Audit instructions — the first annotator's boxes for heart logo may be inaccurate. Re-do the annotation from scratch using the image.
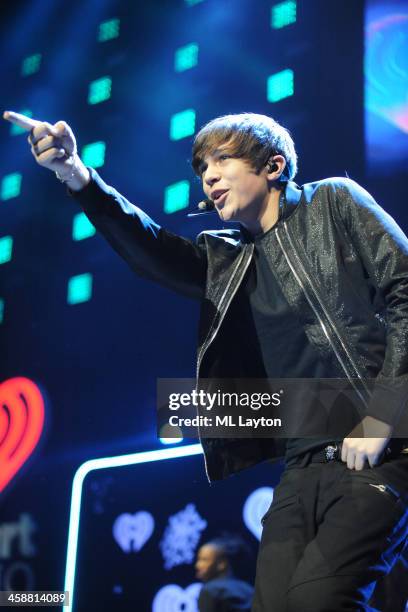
[113,511,155,553]
[152,583,202,612]
[0,377,45,494]
[242,486,274,541]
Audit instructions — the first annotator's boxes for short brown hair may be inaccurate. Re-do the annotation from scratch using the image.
[191,112,298,181]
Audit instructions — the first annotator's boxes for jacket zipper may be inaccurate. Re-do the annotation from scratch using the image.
[276,222,369,408]
[196,245,254,381]
[368,483,400,501]
[196,244,254,482]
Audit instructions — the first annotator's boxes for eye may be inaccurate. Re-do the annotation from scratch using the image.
[219,154,231,161]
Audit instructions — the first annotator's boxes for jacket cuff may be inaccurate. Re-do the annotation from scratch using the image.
[67,167,114,213]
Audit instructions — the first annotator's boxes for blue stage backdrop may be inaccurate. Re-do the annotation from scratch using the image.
[0,0,407,604]
[65,446,281,611]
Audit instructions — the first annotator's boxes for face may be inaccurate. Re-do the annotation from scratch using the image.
[195,544,225,582]
[200,145,275,226]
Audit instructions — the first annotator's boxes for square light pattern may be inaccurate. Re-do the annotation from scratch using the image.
[267,69,294,102]
[0,236,13,265]
[98,18,120,42]
[67,273,93,305]
[88,77,112,105]
[170,109,196,140]
[72,213,96,241]
[175,43,199,72]
[1,173,22,201]
[164,180,189,214]
[0,298,4,324]
[81,142,106,168]
[271,1,297,29]
[21,53,41,76]
[10,110,33,136]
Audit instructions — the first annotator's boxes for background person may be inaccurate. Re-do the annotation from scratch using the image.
[196,535,254,612]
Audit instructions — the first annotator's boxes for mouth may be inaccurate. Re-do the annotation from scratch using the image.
[211,189,229,206]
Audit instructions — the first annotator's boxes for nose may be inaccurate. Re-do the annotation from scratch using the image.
[204,162,221,188]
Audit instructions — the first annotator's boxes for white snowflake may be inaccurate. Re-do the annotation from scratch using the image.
[160,504,207,570]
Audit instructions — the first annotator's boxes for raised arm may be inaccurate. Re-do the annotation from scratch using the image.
[3,111,207,300]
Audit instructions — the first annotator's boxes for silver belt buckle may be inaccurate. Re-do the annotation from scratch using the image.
[324,444,338,462]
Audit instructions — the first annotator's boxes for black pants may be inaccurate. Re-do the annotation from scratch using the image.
[252,454,408,611]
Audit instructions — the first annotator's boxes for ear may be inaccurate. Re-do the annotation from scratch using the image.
[266,154,286,180]
[217,558,228,573]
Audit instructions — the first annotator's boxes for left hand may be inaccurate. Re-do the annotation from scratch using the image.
[341,415,393,470]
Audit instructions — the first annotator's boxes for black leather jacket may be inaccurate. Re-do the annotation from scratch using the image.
[72,169,408,481]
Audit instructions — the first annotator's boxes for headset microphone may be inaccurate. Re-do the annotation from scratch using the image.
[187,198,216,217]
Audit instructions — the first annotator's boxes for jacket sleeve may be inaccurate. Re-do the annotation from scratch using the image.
[69,168,207,300]
[333,177,408,431]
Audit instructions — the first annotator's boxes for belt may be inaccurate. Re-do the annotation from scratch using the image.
[309,443,342,463]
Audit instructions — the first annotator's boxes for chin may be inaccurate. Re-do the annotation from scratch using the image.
[218,206,236,222]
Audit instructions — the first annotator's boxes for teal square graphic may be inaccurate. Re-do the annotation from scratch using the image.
[175,43,199,72]
[21,53,41,76]
[0,236,13,264]
[170,109,196,141]
[88,77,112,105]
[271,1,297,29]
[164,181,190,214]
[1,173,22,201]
[267,69,294,102]
[98,18,120,42]
[72,213,96,241]
[67,273,93,305]
[81,142,106,168]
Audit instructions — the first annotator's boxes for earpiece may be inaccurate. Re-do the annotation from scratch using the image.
[267,162,279,173]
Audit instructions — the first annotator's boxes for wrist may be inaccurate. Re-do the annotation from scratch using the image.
[55,157,91,191]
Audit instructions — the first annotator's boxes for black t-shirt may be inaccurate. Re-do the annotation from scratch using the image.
[241,227,342,462]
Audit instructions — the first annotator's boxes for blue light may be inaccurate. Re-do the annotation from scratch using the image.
[365,2,408,175]
[64,444,203,611]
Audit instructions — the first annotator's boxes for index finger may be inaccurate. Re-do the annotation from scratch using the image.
[3,110,41,131]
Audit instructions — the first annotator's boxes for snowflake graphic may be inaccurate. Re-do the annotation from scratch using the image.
[160,504,207,570]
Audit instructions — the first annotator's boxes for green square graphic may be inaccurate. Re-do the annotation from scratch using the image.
[81,141,106,168]
[271,1,297,29]
[164,181,190,214]
[88,77,112,105]
[267,69,294,102]
[1,173,22,201]
[170,109,196,141]
[98,18,120,42]
[72,213,96,241]
[175,43,199,72]
[21,53,41,76]
[0,236,13,264]
[67,273,93,305]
